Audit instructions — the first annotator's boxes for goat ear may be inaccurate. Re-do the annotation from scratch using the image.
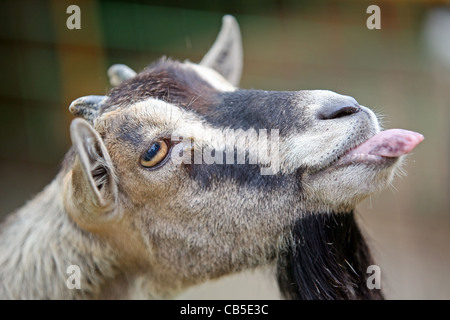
[67,118,117,224]
[200,15,243,86]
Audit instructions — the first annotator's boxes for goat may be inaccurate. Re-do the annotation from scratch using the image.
[0,15,423,299]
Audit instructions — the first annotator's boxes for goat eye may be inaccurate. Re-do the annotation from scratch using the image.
[140,140,169,168]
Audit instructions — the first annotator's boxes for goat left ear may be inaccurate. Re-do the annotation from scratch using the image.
[200,15,243,86]
[65,118,118,228]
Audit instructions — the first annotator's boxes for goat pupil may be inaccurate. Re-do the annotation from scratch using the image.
[144,143,160,161]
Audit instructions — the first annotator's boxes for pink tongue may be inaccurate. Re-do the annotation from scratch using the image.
[347,129,424,158]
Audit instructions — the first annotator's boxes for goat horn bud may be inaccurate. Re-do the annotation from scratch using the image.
[69,95,108,123]
[107,64,137,87]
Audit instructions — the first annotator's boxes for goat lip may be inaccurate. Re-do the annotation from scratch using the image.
[335,129,424,167]
[335,153,393,167]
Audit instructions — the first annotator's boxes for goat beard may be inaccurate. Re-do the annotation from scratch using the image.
[277,211,384,300]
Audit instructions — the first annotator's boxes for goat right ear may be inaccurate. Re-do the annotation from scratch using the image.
[66,118,117,226]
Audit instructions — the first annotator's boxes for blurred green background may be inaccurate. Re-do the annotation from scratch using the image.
[0,0,449,299]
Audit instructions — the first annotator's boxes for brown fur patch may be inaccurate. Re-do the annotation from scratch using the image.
[103,58,220,117]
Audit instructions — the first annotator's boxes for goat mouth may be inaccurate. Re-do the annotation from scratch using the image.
[335,129,424,167]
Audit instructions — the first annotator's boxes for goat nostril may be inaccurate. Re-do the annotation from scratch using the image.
[330,106,360,119]
[319,105,360,120]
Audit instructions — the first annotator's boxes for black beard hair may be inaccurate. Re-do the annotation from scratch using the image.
[277,211,384,300]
